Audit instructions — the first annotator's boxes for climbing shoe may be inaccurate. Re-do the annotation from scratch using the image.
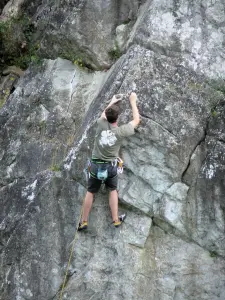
[78,221,88,231]
[113,213,126,228]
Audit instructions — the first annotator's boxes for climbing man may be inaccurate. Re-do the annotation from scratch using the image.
[78,92,140,230]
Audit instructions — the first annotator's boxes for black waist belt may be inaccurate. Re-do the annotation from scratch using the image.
[91,158,112,164]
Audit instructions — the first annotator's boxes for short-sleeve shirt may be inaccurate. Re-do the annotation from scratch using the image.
[92,118,135,161]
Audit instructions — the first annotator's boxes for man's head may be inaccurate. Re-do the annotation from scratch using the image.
[105,105,119,123]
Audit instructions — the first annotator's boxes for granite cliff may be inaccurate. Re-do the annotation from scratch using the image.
[0,1,225,299]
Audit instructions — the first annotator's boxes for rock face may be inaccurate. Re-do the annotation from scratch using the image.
[32,0,143,69]
[0,0,8,14]
[127,0,225,77]
[0,1,225,300]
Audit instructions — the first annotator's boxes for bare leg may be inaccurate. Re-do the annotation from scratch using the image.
[109,190,119,222]
[81,191,94,222]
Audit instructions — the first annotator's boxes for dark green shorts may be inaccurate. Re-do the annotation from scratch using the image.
[87,162,118,193]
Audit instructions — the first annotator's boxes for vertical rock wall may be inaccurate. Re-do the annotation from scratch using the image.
[0,0,225,299]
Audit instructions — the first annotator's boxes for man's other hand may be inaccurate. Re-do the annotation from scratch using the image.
[129,92,137,105]
[111,95,122,105]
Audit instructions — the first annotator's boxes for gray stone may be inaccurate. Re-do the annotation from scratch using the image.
[1,0,225,299]
[1,0,25,20]
[2,66,24,77]
[137,226,225,300]
[32,0,142,69]
[127,0,225,77]
[0,73,19,110]
[0,172,86,299]
[0,58,105,187]
[116,24,132,52]
[0,1,8,14]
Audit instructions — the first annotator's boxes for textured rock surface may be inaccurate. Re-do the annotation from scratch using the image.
[0,72,18,109]
[0,58,106,299]
[33,0,143,69]
[137,226,225,300]
[0,0,9,15]
[1,0,225,300]
[0,0,40,19]
[1,0,25,19]
[127,0,225,77]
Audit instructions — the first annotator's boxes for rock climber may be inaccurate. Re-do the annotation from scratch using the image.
[78,92,140,230]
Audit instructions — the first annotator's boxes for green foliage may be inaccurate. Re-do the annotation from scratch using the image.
[39,120,47,135]
[108,40,122,60]
[210,250,218,258]
[0,89,10,109]
[59,50,80,66]
[39,120,46,128]
[188,81,203,91]
[0,97,6,109]
[108,43,122,60]
[211,79,225,96]
[50,164,61,172]
[205,79,225,113]
[15,43,41,69]
[59,51,75,62]
[0,15,41,69]
[211,110,217,117]
[59,50,86,68]
[73,58,84,67]
[122,18,131,25]
[0,20,10,34]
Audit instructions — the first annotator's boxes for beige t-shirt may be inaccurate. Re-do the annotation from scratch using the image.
[92,118,135,161]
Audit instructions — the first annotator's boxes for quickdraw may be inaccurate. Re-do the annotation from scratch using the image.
[84,159,91,180]
[116,157,124,174]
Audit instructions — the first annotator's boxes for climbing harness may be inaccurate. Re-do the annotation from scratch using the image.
[85,157,124,182]
[85,158,92,180]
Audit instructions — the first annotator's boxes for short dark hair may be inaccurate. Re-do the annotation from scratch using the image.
[105,105,119,123]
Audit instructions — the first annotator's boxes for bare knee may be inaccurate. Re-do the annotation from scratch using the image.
[109,189,118,199]
[110,189,117,194]
[85,191,94,201]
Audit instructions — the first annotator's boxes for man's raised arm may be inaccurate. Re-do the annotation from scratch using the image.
[129,92,140,128]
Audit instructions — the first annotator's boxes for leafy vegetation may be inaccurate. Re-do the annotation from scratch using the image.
[39,120,47,135]
[0,88,10,109]
[122,18,131,25]
[59,50,87,69]
[210,250,218,258]
[50,164,61,172]
[0,15,41,70]
[210,79,225,96]
[211,110,217,117]
[205,79,225,115]
[108,41,122,60]
[73,58,84,67]
[0,96,6,109]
